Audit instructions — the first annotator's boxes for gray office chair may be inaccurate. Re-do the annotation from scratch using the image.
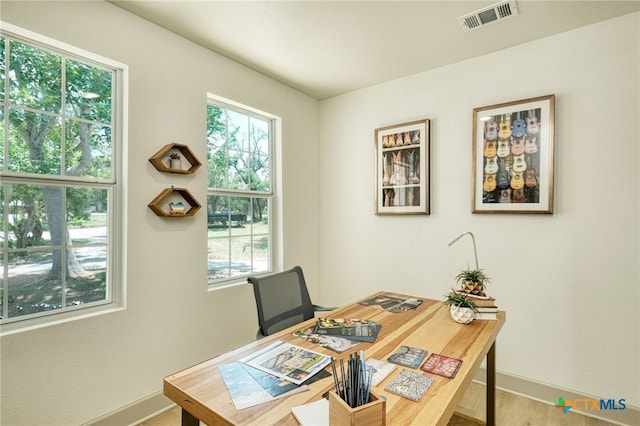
[248,265,334,339]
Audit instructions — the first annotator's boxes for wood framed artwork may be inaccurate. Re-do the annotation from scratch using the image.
[472,94,555,214]
[375,119,430,215]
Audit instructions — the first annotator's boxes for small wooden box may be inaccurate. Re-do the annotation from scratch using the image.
[328,390,386,426]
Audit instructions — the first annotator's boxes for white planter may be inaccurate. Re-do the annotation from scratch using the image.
[450,305,475,324]
[169,158,182,170]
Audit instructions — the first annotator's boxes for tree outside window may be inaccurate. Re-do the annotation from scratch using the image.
[206,101,274,284]
[1,32,120,323]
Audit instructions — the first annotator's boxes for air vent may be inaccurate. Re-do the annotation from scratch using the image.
[458,0,518,32]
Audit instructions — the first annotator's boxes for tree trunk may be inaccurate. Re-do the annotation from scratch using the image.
[41,185,86,279]
[18,113,91,280]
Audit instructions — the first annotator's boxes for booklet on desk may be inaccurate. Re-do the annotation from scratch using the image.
[291,398,329,426]
[366,358,397,386]
[239,340,332,385]
[313,319,382,343]
[384,368,434,402]
[219,362,331,411]
[219,362,309,410]
[387,345,428,368]
[293,327,361,353]
[359,295,422,313]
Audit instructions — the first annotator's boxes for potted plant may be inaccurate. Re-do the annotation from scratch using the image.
[455,267,490,296]
[169,152,181,169]
[444,291,478,324]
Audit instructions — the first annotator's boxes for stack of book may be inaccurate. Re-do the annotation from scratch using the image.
[457,291,498,320]
[314,317,381,342]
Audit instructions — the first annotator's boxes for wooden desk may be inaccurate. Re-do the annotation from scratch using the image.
[164,292,505,426]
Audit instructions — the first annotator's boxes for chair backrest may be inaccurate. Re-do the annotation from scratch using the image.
[248,266,314,337]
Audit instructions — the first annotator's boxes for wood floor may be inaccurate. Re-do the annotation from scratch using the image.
[139,382,617,426]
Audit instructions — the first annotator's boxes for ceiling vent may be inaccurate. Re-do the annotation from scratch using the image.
[458,0,518,32]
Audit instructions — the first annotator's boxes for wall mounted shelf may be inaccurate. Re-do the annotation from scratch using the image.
[149,143,202,174]
[148,186,201,217]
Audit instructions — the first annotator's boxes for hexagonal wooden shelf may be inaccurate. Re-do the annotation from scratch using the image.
[149,143,202,174]
[148,186,201,217]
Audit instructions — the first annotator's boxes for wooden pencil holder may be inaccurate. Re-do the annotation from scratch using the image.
[328,390,386,426]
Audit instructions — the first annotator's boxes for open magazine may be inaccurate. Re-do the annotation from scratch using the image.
[218,362,309,410]
[239,340,332,385]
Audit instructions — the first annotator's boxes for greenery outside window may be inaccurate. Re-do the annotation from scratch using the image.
[0,26,125,327]
[207,97,275,285]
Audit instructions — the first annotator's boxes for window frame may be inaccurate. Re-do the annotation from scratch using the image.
[0,22,127,334]
[206,94,280,289]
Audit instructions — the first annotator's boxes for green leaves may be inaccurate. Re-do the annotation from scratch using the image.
[443,290,479,313]
[455,267,491,285]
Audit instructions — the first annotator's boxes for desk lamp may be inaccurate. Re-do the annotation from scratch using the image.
[448,231,479,270]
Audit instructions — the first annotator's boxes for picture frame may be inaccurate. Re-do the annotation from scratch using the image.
[375,119,430,215]
[472,94,555,214]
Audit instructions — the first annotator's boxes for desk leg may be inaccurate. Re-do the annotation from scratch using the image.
[182,408,199,426]
[486,341,496,426]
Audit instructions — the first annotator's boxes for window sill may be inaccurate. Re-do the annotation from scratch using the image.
[0,304,125,336]
[207,279,251,292]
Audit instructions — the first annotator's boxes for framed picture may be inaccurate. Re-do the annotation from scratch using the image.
[375,119,430,215]
[472,94,555,214]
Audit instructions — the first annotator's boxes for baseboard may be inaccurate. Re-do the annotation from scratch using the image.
[473,368,640,426]
[84,392,175,426]
[87,371,639,426]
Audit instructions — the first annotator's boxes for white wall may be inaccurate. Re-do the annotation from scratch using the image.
[0,2,320,425]
[1,2,638,425]
[318,11,639,413]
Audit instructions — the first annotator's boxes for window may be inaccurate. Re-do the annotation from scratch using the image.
[0,26,125,327]
[206,97,275,285]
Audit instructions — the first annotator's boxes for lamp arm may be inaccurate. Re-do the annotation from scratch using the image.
[448,231,479,270]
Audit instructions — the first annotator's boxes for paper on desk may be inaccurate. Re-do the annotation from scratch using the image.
[218,362,308,410]
[239,340,331,385]
[291,398,328,426]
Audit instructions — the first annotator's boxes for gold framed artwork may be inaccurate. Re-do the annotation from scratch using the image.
[375,119,430,215]
[472,95,555,214]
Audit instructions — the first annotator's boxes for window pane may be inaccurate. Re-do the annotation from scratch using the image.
[207,236,230,281]
[65,59,112,123]
[3,184,109,320]
[0,36,5,104]
[7,183,49,249]
[9,40,62,113]
[7,250,62,318]
[1,30,118,324]
[207,100,273,285]
[207,194,230,229]
[229,196,250,236]
[207,145,228,189]
[250,197,270,274]
[207,105,227,148]
[66,246,106,307]
[65,120,112,180]
[0,267,3,320]
[227,109,248,152]
[207,194,270,282]
[0,109,4,171]
[1,183,4,318]
[250,116,269,155]
[67,187,109,245]
[227,150,249,190]
[5,246,106,318]
[8,109,62,175]
[250,234,270,274]
[251,155,270,192]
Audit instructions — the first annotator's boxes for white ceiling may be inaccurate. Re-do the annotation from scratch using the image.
[110,0,640,100]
